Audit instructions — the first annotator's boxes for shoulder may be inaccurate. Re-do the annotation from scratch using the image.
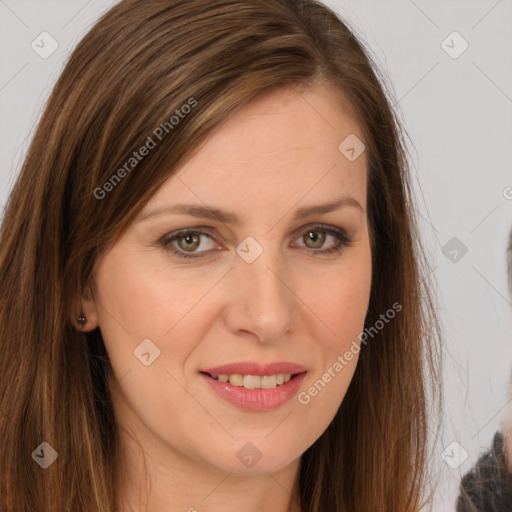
[456,430,512,512]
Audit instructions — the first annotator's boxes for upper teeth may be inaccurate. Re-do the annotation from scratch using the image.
[210,373,292,389]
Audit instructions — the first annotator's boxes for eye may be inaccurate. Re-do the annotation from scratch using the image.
[160,224,353,260]
[293,225,352,256]
[162,229,218,259]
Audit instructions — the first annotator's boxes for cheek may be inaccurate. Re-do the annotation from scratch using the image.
[309,249,372,350]
[296,246,371,416]
[292,281,369,458]
[92,248,230,384]
[93,247,222,341]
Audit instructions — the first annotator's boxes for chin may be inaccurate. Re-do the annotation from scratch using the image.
[199,440,302,475]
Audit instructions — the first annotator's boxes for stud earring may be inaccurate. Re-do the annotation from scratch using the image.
[77,314,87,326]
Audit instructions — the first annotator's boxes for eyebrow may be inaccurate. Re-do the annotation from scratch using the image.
[138,196,364,224]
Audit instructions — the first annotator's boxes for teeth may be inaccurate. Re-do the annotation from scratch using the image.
[260,375,277,389]
[244,375,261,389]
[209,373,293,389]
[228,374,243,386]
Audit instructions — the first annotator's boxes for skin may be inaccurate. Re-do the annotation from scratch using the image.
[79,83,372,512]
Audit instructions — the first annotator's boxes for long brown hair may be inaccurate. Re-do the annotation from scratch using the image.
[0,0,442,510]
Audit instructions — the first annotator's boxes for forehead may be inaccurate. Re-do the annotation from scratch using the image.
[151,84,367,213]
[185,84,362,166]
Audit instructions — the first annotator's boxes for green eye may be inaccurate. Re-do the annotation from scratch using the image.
[303,230,326,249]
[176,232,202,252]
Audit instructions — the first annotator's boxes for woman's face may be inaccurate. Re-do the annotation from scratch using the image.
[84,84,372,475]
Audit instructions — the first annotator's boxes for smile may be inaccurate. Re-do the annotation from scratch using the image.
[199,363,307,411]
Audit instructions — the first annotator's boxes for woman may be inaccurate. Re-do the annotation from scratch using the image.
[0,0,442,510]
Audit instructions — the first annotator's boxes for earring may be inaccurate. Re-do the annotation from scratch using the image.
[77,314,87,326]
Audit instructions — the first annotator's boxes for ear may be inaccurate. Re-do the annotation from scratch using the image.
[72,280,100,332]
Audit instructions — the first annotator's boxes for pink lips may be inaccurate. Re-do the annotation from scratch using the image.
[200,361,307,411]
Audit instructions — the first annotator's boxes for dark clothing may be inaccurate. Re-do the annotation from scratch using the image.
[456,431,512,511]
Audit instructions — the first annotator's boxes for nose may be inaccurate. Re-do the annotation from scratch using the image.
[224,245,297,344]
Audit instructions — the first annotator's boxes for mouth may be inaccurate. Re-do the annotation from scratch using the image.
[199,362,308,411]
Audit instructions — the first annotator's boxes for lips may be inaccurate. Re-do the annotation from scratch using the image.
[199,361,308,411]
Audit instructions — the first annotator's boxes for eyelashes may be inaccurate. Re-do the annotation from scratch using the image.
[160,224,353,260]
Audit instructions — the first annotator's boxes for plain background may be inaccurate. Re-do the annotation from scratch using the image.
[1,1,511,510]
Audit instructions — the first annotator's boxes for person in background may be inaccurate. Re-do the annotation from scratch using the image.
[456,226,512,511]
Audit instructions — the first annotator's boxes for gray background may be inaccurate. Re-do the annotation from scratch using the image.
[1,1,511,510]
